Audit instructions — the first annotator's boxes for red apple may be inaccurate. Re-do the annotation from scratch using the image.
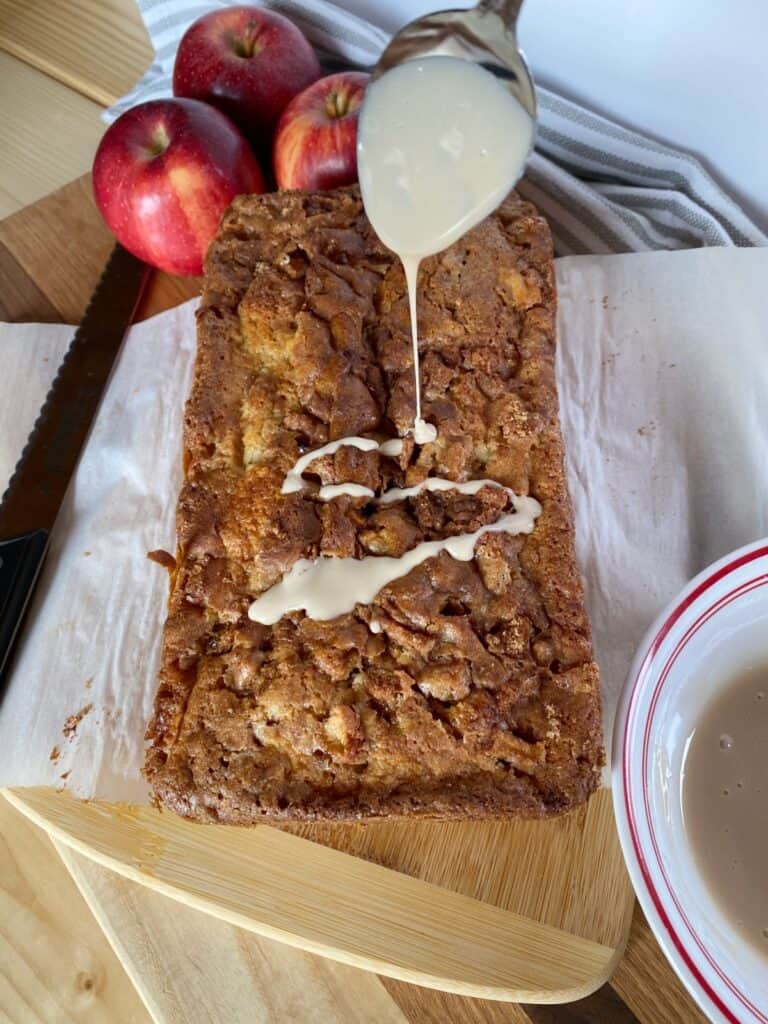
[173,6,321,151]
[273,72,369,191]
[92,98,264,276]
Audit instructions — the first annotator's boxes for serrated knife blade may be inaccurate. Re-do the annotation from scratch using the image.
[0,244,150,695]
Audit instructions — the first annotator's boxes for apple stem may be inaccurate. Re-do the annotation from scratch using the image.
[145,124,170,160]
[325,91,348,119]
[233,20,261,58]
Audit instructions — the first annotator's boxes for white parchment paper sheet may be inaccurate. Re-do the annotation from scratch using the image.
[1,247,766,800]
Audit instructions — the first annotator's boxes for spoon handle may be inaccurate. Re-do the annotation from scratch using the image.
[476,0,524,27]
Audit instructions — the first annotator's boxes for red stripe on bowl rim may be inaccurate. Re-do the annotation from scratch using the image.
[621,543,768,1024]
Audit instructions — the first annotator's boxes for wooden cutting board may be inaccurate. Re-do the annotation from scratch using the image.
[2,175,635,1006]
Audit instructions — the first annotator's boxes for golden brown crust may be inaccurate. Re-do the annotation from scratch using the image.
[144,186,603,823]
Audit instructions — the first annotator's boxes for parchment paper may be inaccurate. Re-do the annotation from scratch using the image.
[1,247,767,800]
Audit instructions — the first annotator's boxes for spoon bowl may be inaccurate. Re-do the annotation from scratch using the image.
[372,1,536,122]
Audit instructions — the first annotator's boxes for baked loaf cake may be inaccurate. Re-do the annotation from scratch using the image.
[145,186,603,822]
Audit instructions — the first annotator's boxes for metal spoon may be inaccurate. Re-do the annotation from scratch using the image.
[372,1,536,123]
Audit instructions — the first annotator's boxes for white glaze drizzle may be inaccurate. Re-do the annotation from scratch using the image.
[281,436,379,495]
[378,438,404,457]
[402,255,438,446]
[378,477,503,505]
[318,482,375,500]
[413,415,437,444]
[283,436,508,506]
[248,494,540,625]
[282,434,410,501]
[315,475,509,505]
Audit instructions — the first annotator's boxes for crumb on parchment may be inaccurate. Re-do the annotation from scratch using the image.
[62,703,93,740]
[147,549,176,572]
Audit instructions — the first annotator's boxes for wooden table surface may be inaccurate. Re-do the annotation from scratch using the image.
[0,3,707,1022]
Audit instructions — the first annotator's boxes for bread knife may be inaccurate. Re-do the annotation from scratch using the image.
[0,244,150,699]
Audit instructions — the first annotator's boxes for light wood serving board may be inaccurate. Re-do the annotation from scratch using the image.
[2,176,635,1004]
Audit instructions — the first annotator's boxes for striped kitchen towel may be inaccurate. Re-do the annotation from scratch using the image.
[107,0,767,255]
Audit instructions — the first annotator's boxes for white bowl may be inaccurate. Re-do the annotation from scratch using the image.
[613,538,768,1024]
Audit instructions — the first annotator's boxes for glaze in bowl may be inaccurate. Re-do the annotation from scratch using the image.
[613,539,768,1024]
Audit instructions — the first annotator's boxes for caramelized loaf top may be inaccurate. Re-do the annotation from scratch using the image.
[144,186,603,822]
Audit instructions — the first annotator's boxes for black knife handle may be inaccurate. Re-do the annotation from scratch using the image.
[0,529,49,699]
